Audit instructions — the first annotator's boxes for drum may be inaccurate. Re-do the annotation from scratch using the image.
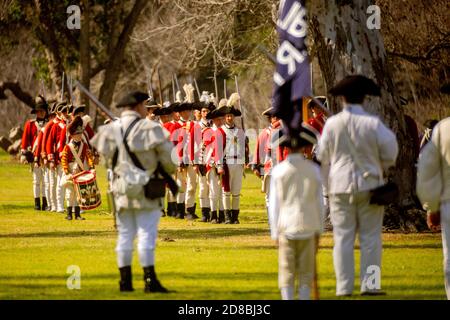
[73,170,101,210]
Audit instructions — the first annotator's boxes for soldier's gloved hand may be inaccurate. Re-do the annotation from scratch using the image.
[33,162,39,168]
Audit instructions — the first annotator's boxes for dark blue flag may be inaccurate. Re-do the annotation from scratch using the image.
[272,0,311,131]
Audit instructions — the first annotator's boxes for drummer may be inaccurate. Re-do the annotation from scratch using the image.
[61,116,95,221]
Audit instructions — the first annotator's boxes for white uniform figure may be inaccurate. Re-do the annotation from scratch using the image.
[216,93,248,224]
[269,125,325,300]
[317,75,399,296]
[91,91,176,293]
[417,117,450,299]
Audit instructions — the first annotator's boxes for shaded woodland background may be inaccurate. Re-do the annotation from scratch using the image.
[0,0,448,134]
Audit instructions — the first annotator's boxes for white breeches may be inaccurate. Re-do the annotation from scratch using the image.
[55,165,65,211]
[48,167,57,211]
[65,184,78,207]
[32,166,44,198]
[208,169,223,211]
[43,167,50,201]
[185,165,197,208]
[223,164,244,210]
[330,192,384,295]
[198,173,209,208]
[115,209,161,268]
[441,200,450,300]
[175,169,186,204]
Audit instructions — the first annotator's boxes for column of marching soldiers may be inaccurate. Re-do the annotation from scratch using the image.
[20,82,294,223]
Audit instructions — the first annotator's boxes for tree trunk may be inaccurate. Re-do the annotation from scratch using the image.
[309,0,425,231]
[98,0,147,111]
[79,0,91,112]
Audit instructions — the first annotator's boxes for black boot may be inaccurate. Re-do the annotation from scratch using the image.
[175,203,185,219]
[41,197,48,211]
[225,210,232,224]
[66,207,73,220]
[74,206,85,220]
[218,210,225,224]
[119,266,134,292]
[34,198,41,211]
[210,210,218,224]
[143,266,169,293]
[161,209,166,217]
[186,206,198,220]
[167,202,176,217]
[232,210,240,224]
[201,208,210,222]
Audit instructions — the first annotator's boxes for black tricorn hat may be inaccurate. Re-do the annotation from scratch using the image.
[206,107,226,120]
[193,101,216,111]
[55,100,69,113]
[31,95,48,114]
[279,122,319,148]
[73,105,86,115]
[173,102,194,112]
[154,101,173,116]
[329,75,381,98]
[220,106,242,117]
[116,91,149,108]
[68,115,84,135]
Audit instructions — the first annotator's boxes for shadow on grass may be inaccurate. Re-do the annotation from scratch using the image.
[0,230,115,238]
[0,204,33,211]
[317,243,443,250]
[159,227,268,240]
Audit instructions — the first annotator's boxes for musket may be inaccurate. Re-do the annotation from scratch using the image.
[174,74,181,92]
[67,75,75,104]
[213,72,219,105]
[157,67,163,105]
[40,80,46,98]
[256,45,276,65]
[61,72,65,101]
[223,79,227,100]
[73,80,115,120]
[193,77,201,101]
[146,68,154,99]
[172,76,176,101]
[234,75,245,131]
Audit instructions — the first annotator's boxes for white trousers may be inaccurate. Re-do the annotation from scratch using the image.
[43,167,50,201]
[185,165,197,209]
[198,173,210,208]
[55,165,65,212]
[223,164,244,210]
[65,184,78,207]
[115,209,161,268]
[32,166,44,198]
[48,167,57,211]
[176,169,186,204]
[278,235,315,300]
[208,169,223,211]
[330,192,384,295]
[441,200,450,300]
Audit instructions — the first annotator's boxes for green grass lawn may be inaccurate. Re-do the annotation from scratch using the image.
[0,150,446,300]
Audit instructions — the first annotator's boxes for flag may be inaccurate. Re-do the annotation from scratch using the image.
[272,0,311,131]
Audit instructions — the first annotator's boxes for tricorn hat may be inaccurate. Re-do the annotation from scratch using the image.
[173,102,194,112]
[68,115,84,135]
[206,107,226,120]
[262,107,274,117]
[31,95,48,114]
[194,101,216,111]
[279,122,319,148]
[72,105,86,115]
[329,75,381,98]
[116,91,149,108]
[55,101,69,113]
[220,105,242,117]
[154,101,173,116]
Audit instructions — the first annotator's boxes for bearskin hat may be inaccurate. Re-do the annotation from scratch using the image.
[68,115,84,135]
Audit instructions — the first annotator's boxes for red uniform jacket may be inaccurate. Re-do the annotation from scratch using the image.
[176,120,195,165]
[21,119,41,152]
[61,140,94,175]
[46,118,67,163]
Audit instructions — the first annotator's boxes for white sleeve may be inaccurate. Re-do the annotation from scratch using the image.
[268,168,280,240]
[317,121,331,165]
[315,166,326,234]
[376,120,399,171]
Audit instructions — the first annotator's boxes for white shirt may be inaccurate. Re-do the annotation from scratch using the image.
[317,103,398,194]
[269,154,325,240]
